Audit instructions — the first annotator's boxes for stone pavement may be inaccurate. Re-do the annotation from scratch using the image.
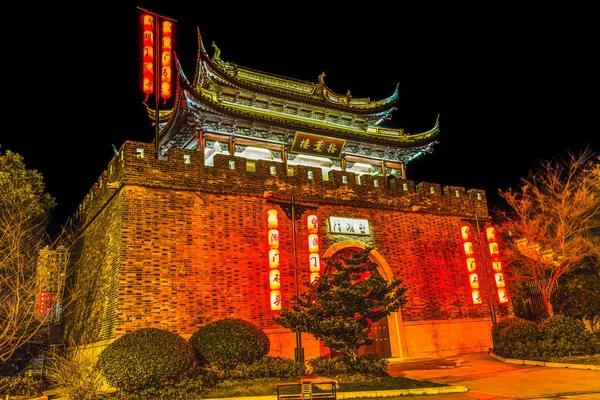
[385,351,600,400]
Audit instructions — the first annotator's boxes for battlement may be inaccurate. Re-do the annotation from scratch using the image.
[74,141,488,225]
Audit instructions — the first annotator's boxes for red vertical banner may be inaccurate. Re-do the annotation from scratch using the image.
[141,14,154,100]
[138,8,175,104]
[160,20,173,100]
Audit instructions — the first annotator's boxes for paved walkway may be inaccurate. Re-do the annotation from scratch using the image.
[385,351,600,399]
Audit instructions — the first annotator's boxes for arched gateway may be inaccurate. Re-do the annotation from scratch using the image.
[321,241,407,358]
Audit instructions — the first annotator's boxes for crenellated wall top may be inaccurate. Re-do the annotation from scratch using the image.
[73,141,489,225]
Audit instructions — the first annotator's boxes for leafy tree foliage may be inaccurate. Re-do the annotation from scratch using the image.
[496,147,600,317]
[552,262,600,331]
[0,148,56,362]
[274,247,407,360]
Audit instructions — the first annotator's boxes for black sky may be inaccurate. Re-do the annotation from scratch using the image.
[3,4,598,234]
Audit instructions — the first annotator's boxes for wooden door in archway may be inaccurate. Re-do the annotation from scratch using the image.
[359,316,391,357]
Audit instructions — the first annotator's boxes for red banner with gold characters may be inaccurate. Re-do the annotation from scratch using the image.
[138,8,176,104]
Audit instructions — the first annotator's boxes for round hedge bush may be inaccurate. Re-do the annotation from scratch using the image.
[96,328,195,392]
[538,315,600,359]
[189,318,270,369]
[492,317,540,359]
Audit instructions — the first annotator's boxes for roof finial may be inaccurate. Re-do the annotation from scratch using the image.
[211,42,221,61]
[318,71,326,86]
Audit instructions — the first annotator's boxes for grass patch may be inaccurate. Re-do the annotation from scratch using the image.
[337,375,446,392]
[203,378,281,398]
[201,375,447,398]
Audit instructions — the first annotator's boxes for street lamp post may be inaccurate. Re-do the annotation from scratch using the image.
[289,194,304,363]
[265,192,316,363]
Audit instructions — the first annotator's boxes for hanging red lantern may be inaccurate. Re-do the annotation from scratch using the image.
[269,249,279,268]
[143,77,154,94]
[466,257,476,272]
[463,242,474,255]
[161,51,172,67]
[309,253,320,272]
[270,290,282,310]
[460,225,472,241]
[469,273,479,289]
[308,234,319,253]
[143,14,154,31]
[310,272,320,284]
[497,288,509,303]
[307,215,318,233]
[488,242,499,256]
[162,20,173,37]
[143,46,153,63]
[494,272,505,288]
[267,209,278,229]
[486,226,496,242]
[268,229,279,249]
[162,36,172,52]
[269,270,281,290]
[491,259,502,271]
[471,290,482,304]
[161,66,172,82]
[161,81,172,99]
[143,30,153,47]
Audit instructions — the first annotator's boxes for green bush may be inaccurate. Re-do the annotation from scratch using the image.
[189,318,270,369]
[113,366,218,400]
[226,356,306,379]
[96,327,195,392]
[347,353,389,376]
[308,355,350,376]
[308,353,388,377]
[492,317,540,359]
[0,376,45,397]
[537,315,600,359]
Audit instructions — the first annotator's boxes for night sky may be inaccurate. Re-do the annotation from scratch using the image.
[3,4,597,234]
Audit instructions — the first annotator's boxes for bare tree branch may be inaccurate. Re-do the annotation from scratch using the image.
[496,146,600,317]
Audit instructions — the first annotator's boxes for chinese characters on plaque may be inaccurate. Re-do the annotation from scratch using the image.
[329,217,370,235]
[291,133,346,159]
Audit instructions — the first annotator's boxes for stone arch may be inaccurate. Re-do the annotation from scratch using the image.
[322,240,407,357]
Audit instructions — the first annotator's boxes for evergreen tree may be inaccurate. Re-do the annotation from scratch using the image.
[274,247,407,360]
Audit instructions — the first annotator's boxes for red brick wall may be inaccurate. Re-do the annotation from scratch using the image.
[69,141,510,347]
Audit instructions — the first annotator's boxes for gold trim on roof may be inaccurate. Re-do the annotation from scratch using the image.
[237,69,314,94]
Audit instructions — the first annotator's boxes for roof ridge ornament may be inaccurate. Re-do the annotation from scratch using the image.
[211,42,221,61]
[318,71,326,86]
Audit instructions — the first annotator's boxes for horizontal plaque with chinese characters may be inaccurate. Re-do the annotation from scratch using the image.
[290,132,345,159]
[329,216,370,235]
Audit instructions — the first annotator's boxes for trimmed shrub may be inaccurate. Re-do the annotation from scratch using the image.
[112,366,218,400]
[189,318,270,369]
[226,356,306,379]
[96,328,195,392]
[347,353,389,376]
[308,355,350,376]
[492,317,540,359]
[537,315,600,359]
[308,353,388,377]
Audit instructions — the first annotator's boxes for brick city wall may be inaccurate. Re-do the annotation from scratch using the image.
[70,141,510,350]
